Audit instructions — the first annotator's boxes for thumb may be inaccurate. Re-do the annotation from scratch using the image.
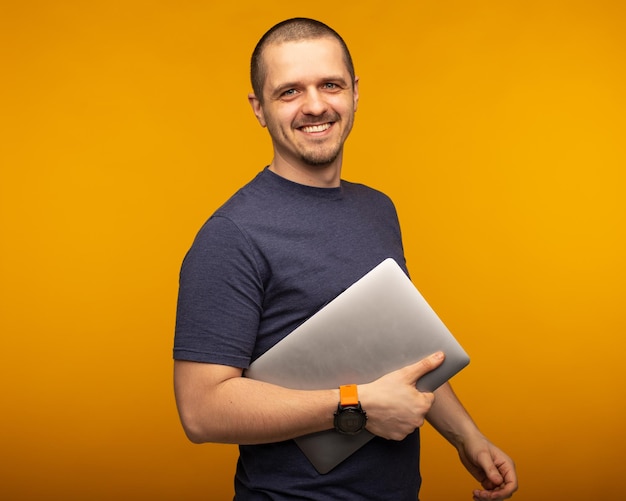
[405,351,445,383]
[479,452,505,489]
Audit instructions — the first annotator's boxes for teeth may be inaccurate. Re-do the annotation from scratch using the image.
[301,123,331,133]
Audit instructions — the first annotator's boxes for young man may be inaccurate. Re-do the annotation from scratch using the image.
[174,18,517,500]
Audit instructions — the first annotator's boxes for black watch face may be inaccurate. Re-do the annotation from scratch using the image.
[336,408,366,434]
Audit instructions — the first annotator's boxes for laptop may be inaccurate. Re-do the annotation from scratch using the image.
[245,258,470,473]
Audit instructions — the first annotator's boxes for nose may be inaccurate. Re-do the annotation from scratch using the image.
[301,88,328,116]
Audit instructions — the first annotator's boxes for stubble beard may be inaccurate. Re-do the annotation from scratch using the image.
[298,141,342,167]
[291,115,353,167]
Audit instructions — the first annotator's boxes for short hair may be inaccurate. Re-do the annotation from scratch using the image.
[250,18,355,103]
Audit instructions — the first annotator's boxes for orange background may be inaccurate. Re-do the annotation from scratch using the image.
[1,1,625,499]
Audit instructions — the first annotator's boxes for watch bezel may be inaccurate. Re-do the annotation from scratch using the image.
[334,403,367,435]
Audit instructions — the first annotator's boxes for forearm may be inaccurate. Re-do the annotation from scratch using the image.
[174,360,338,445]
[426,382,483,448]
[427,383,519,499]
[175,353,446,446]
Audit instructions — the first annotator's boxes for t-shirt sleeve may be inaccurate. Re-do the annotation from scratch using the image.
[173,215,263,368]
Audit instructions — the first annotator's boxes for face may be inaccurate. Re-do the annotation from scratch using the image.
[249,38,359,175]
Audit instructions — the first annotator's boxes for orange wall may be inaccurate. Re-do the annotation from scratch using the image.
[1,1,625,500]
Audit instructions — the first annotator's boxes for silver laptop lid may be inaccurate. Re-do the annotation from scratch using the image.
[246,258,470,473]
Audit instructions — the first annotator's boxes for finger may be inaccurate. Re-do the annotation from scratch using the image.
[475,451,504,488]
[405,351,445,382]
[473,483,515,501]
[473,453,517,500]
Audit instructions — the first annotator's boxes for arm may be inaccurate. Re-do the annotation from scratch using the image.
[174,360,338,444]
[174,352,446,445]
[426,383,518,500]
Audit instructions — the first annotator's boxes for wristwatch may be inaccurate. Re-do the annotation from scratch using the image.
[333,384,367,435]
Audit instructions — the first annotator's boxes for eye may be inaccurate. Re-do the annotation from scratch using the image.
[323,82,339,90]
[281,89,298,97]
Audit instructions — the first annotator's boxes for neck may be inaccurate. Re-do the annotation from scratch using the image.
[268,155,343,188]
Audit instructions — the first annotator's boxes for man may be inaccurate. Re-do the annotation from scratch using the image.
[174,18,517,500]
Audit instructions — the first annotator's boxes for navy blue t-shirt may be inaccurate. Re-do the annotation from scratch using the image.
[174,168,422,500]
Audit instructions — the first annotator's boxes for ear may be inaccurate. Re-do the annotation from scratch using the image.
[353,76,360,112]
[248,93,267,128]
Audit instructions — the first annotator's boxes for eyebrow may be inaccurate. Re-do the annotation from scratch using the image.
[271,82,300,97]
[271,75,351,97]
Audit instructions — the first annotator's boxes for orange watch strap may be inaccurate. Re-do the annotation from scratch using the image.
[339,384,359,406]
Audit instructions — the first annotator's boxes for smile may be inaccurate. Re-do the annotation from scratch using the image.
[299,123,332,133]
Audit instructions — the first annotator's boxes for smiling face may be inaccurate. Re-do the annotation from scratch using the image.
[249,37,359,187]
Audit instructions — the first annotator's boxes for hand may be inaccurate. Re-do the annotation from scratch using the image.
[457,434,518,500]
[358,352,445,440]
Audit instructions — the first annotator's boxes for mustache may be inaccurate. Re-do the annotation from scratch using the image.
[294,114,340,128]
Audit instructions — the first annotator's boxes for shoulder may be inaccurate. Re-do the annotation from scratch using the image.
[214,171,269,214]
[342,179,392,197]
[341,180,397,208]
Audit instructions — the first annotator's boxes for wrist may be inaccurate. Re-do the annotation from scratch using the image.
[334,384,367,435]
